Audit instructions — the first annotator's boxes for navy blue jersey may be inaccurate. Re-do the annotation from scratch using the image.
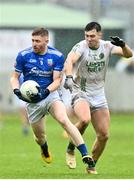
[15,46,64,89]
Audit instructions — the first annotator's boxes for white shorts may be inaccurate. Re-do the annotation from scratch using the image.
[59,87,75,117]
[26,90,61,124]
[71,91,108,112]
[59,87,72,108]
[15,97,26,108]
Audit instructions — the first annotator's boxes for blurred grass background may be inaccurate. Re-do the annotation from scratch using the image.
[0,113,134,179]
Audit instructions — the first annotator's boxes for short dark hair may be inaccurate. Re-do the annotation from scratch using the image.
[32,27,49,36]
[85,22,101,32]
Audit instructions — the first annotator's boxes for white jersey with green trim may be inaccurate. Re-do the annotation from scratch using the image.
[72,39,114,96]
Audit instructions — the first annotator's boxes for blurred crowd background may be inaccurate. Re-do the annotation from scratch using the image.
[0,0,134,113]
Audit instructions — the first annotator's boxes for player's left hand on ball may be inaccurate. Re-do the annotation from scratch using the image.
[110,36,125,48]
[13,88,31,103]
[37,87,50,99]
[30,93,41,103]
[29,87,50,103]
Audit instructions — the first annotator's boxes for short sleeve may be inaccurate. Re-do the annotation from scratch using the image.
[14,53,25,73]
[54,54,65,71]
[71,42,84,56]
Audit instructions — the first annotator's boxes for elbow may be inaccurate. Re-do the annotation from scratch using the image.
[125,55,132,58]
[125,52,133,58]
[130,51,133,57]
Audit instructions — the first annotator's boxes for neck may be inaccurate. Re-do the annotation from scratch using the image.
[89,41,100,50]
[39,47,48,55]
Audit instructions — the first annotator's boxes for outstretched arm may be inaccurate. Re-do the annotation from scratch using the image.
[110,36,133,58]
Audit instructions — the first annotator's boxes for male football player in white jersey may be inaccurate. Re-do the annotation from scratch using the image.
[64,22,133,171]
[10,27,97,174]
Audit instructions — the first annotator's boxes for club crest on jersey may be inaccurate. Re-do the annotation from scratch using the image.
[47,59,53,66]
[99,53,104,59]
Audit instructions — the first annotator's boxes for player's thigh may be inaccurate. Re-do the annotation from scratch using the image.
[66,106,78,124]
[73,99,91,121]
[91,108,110,135]
[49,100,68,123]
[31,118,45,137]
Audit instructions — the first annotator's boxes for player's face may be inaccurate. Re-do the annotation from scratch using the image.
[85,29,101,49]
[32,35,49,54]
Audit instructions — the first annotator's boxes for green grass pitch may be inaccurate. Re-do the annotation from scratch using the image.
[0,113,134,179]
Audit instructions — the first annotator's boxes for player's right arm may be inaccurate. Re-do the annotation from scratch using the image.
[64,51,80,76]
[63,51,80,91]
[11,50,24,90]
[10,71,21,90]
[10,71,30,103]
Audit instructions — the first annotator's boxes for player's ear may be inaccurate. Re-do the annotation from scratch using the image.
[45,36,49,44]
[98,32,103,39]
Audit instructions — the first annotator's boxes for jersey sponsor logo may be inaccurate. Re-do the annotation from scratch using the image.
[29,59,37,63]
[29,67,52,77]
[86,61,105,72]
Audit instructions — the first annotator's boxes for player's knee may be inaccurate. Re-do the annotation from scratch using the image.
[55,112,69,126]
[97,132,109,142]
[59,118,69,128]
[80,116,90,126]
[58,117,75,131]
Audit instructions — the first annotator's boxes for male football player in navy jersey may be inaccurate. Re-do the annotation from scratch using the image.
[10,27,96,174]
